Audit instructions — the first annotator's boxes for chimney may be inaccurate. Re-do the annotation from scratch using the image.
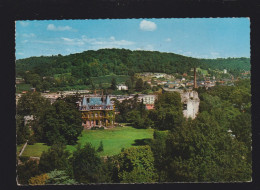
[194,67,197,89]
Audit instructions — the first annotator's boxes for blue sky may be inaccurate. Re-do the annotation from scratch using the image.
[15,18,250,60]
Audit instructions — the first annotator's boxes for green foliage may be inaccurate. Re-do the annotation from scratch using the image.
[97,141,104,152]
[230,112,252,158]
[16,115,30,145]
[38,99,83,145]
[16,49,250,79]
[163,113,251,182]
[71,143,106,183]
[38,143,71,173]
[150,130,169,182]
[17,92,51,117]
[46,170,77,185]
[117,146,158,183]
[19,156,30,163]
[111,77,117,90]
[153,92,184,130]
[17,160,40,185]
[29,173,49,185]
[135,78,144,92]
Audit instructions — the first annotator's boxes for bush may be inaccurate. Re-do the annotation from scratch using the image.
[19,156,30,163]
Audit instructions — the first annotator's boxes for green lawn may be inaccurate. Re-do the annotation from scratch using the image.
[16,83,32,93]
[21,143,50,157]
[19,126,154,157]
[66,126,154,156]
[91,75,130,85]
[197,68,208,75]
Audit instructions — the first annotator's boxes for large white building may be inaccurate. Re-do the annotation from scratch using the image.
[138,95,156,105]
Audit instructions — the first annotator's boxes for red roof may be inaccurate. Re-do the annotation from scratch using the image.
[145,104,154,110]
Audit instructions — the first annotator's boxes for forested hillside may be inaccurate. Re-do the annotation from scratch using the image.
[16,48,250,78]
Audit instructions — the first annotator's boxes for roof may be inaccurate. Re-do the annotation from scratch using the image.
[80,95,113,111]
[89,97,103,105]
[145,104,154,110]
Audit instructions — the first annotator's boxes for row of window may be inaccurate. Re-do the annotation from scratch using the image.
[82,112,114,118]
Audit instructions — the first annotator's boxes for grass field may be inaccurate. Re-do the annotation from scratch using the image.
[21,143,50,157]
[19,126,154,157]
[91,75,130,85]
[66,126,154,156]
[197,68,208,75]
[16,83,32,93]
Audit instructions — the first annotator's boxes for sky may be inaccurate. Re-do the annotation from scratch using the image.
[15,18,250,60]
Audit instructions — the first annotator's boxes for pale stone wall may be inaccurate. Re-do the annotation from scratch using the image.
[181,91,200,119]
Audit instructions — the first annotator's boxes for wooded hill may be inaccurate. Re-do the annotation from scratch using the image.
[16,48,250,78]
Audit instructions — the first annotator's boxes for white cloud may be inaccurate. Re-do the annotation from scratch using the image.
[47,24,74,31]
[19,21,29,27]
[22,40,28,43]
[139,20,157,31]
[17,52,24,55]
[110,36,115,41]
[165,38,172,42]
[81,35,135,48]
[22,33,36,38]
[61,37,85,46]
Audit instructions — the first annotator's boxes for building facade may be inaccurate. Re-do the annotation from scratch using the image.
[79,95,115,129]
[162,88,200,119]
[138,95,156,105]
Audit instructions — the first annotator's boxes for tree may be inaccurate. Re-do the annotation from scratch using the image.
[135,78,144,92]
[153,92,184,130]
[111,77,117,90]
[117,146,158,183]
[16,115,30,145]
[230,112,251,159]
[71,143,105,183]
[45,170,77,185]
[17,160,40,185]
[17,92,51,118]
[29,173,49,185]
[163,112,251,182]
[143,81,151,90]
[38,143,71,173]
[39,100,83,145]
[97,141,104,152]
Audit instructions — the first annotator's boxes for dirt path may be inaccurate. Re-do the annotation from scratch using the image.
[19,140,28,157]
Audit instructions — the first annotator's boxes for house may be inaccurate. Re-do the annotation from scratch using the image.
[79,95,115,129]
[138,95,156,105]
[117,84,128,91]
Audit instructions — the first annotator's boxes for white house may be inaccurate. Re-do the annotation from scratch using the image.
[117,84,128,91]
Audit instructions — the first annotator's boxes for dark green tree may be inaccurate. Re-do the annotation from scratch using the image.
[153,92,184,130]
[17,92,51,118]
[39,100,82,145]
[71,143,106,183]
[164,112,251,182]
[39,143,71,174]
[97,141,104,152]
[117,146,158,183]
[17,160,40,185]
[16,115,30,145]
[135,78,144,92]
[111,77,117,90]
